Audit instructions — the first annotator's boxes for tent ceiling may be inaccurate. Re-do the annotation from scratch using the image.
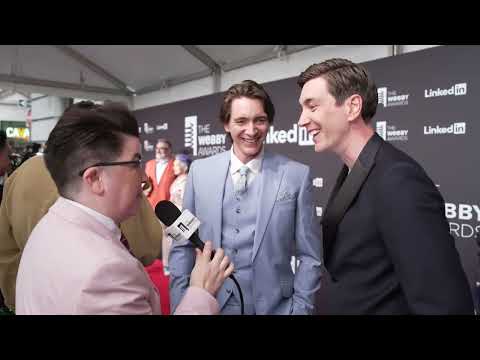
[197,45,314,71]
[69,45,208,91]
[0,45,319,99]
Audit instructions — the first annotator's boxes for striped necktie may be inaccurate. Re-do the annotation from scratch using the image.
[234,165,250,195]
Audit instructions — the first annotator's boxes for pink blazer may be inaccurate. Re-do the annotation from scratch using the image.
[16,197,218,315]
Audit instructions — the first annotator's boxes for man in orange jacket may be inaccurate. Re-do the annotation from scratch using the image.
[144,138,176,209]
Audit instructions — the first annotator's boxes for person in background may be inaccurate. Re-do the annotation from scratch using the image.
[144,153,193,314]
[169,153,191,210]
[144,138,176,209]
[0,130,11,201]
[18,143,42,168]
[163,153,192,275]
[0,130,12,314]
[142,140,180,314]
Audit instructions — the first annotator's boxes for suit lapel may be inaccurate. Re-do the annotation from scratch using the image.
[252,151,283,262]
[209,151,231,249]
[322,134,383,263]
[323,165,349,221]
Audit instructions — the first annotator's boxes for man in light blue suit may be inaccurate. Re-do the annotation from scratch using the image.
[169,80,322,315]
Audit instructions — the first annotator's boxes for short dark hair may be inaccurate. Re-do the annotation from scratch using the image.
[220,80,275,124]
[44,102,139,196]
[0,130,6,151]
[297,58,378,123]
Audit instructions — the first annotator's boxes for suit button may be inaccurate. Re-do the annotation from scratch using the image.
[236,208,241,214]
[227,289,232,293]
[235,228,240,234]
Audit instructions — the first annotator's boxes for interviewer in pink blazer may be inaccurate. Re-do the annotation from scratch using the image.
[15,102,233,315]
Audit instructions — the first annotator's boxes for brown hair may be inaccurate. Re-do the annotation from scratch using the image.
[220,80,275,124]
[298,58,378,123]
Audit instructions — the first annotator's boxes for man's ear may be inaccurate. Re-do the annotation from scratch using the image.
[224,121,231,134]
[82,167,104,195]
[346,94,363,122]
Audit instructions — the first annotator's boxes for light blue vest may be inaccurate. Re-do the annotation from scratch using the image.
[220,169,262,315]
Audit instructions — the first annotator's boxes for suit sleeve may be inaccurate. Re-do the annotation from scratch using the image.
[375,162,474,314]
[174,286,220,315]
[76,259,156,315]
[292,167,323,315]
[168,161,197,312]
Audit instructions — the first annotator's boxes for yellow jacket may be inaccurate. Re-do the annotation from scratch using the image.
[0,155,163,311]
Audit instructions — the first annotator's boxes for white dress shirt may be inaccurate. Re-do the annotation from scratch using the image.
[62,196,122,243]
[155,159,169,184]
[229,146,264,187]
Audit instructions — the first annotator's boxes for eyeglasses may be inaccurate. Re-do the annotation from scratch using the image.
[78,159,142,176]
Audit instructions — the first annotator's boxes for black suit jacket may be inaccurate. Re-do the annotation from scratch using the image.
[316,133,474,314]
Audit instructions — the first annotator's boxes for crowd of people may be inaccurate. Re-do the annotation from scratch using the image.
[0,58,475,315]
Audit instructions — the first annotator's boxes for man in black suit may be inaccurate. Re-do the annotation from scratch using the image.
[297,58,474,314]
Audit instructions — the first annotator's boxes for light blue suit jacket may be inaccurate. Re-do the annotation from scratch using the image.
[169,150,323,314]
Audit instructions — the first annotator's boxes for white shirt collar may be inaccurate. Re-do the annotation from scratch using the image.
[156,158,169,164]
[229,146,264,176]
[0,175,4,186]
[61,196,120,237]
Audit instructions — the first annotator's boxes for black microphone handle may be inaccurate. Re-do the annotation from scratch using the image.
[190,231,215,260]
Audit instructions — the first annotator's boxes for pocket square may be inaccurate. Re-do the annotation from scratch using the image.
[276,190,296,202]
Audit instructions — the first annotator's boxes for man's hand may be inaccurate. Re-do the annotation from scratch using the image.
[190,241,234,296]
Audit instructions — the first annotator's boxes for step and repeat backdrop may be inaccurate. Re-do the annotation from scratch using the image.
[135,45,479,309]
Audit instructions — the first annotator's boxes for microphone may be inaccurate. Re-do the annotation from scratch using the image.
[155,200,213,257]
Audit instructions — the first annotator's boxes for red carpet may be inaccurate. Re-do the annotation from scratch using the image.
[145,260,170,315]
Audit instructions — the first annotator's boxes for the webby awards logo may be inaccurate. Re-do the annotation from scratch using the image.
[375,121,408,141]
[185,115,227,156]
[377,87,409,107]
